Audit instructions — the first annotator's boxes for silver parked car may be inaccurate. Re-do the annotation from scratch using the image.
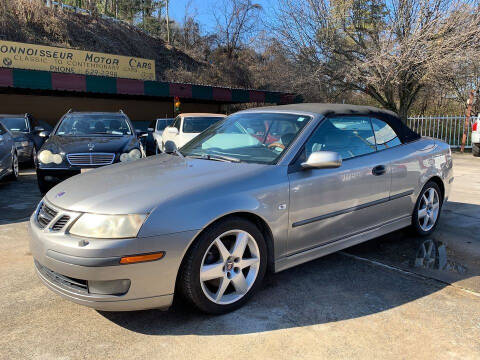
[0,121,19,182]
[29,104,453,314]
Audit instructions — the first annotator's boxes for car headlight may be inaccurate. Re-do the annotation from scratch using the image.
[38,150,63,164]
[15,141,30,147]
[69,213,147,239]
[120,148,142,162]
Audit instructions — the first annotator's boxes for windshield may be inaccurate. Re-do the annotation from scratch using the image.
[180,112,311,164]
[0,117,28,132]
[56,114,132,136]
[156,119,174,131]
[183,117,223,133]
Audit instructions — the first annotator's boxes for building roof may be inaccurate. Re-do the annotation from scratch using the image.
[0,67,302,105]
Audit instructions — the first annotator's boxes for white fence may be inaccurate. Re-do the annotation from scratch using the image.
[407,115,473,148]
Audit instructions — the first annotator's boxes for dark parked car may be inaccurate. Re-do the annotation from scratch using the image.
[36,111,145,194]
[0,121,19,181]
[0,114,51,164]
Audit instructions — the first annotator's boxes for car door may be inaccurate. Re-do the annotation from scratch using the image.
[370,116,420,219]
[287,115,392,254]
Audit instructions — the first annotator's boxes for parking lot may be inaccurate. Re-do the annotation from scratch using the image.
[0,153,479,360]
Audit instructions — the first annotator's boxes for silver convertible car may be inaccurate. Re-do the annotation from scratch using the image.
[29,104,453,314]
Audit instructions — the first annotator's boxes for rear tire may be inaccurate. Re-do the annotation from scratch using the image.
[473,143,480,157]
[411,181,442,236]
[178,217,267,314]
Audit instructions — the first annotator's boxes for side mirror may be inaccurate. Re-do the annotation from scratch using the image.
[135,129,147,138]
[34,126,45,133]
[38,131,51,138]
[166,127,178,135]
[164,140,177,154]
[301,151,342,169]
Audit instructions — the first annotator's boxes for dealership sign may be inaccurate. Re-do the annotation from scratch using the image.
[0,40,155,81]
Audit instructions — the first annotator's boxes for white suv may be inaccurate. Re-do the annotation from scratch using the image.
[472,115,480,157]
[161,113,226,150]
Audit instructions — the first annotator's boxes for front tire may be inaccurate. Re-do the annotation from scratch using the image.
[5,151,19,181]
[411,181,442,236]
[178,217,267,314]
[473,143,480,157]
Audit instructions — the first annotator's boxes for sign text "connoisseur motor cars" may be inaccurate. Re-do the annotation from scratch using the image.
[0,40,156,81]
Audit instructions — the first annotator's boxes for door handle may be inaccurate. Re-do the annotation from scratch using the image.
[372,165,386,176]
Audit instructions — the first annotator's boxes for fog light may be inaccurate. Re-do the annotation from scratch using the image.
[88,279,131,295]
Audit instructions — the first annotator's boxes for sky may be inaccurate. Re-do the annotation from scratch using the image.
[168,0,275,33]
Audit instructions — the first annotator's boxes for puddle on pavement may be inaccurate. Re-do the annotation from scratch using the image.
[413,239,467,274]
[346,229,479,293]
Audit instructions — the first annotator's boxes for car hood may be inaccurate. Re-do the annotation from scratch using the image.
[45,154,269,214]
[41,135,134,153]
[11,131,29,141]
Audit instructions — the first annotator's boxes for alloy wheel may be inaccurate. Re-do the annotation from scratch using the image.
[13,153,19,177]
[200,230,260,305]
[418,188,440,232]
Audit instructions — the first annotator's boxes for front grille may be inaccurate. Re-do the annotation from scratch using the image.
[67,153,115,166]
[51,215,70,231]
[35,260,88,293]
[36,203,58,229]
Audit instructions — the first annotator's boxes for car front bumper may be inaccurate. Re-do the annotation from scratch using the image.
[29,201,198,311]
[472,132,480,145]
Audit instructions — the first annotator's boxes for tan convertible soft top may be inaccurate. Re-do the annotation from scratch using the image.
[178,113,226,117]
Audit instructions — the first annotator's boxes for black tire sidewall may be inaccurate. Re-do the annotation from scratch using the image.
[473,143,480,157]
[412,181,443,236]
[180,217,267,314]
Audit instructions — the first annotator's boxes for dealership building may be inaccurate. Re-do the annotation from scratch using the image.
[0,56,301,131]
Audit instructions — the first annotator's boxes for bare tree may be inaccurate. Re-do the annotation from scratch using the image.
[214,0,262,58]
[274,0,480,120]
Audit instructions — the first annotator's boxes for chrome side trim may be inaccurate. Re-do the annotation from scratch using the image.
[292,190,414,228]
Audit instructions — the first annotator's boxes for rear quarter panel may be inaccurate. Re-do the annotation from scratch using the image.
[388,138,452,219]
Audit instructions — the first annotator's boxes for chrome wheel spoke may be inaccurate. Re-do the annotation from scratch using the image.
[238,257,259,269]
[214,238,230,262]
[200,262,225,281]
[418,207,427,218]
[215,277,230,302]
[231,232,249,258]
[231,273,248,294]
[422,214,429,228]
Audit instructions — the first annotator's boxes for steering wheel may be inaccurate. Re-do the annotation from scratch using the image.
[268,142,285,150]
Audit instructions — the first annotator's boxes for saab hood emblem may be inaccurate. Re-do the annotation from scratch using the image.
[87,143,95,151]
[56,191,65,198]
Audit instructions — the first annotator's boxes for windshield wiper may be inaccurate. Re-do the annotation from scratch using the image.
[188,154,241,163]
